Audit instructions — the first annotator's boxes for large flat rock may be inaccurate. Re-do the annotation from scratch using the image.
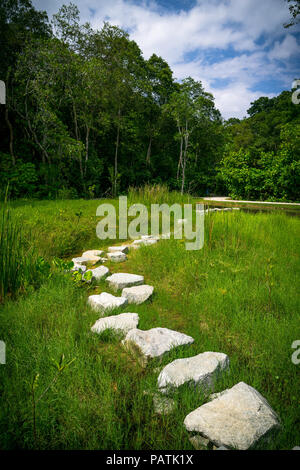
[121,284,153,304]
[107,251,127,262]
[131,238,158,247]
[108,245,129,254]
[122,327,194,359]
[72,255,100,266]
[82,250,104,257]
[91,312,139,334]
[87,265,109,281]
[158,352,229,392]
[106,273,144,291]
[87,292,128,313]
[184,381,280,450]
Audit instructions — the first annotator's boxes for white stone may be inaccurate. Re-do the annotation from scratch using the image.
[121,284,153,304]
[87,265,109,281]
[177,218,187,224]
[106,273,144,291]
[82,250,104,257]
[189,435,210,449]
[184,381,280,450]
[71,263,87,273]
[108,245,129,254]
[131,239,157,247]
[158,352,229,392]
[122,327,194,359]
[153,394,176,415]
[141,235,160,241]
[91,312,139,334]
[87,292,128,313]
[107,251,127,262]
[72,255,100,266]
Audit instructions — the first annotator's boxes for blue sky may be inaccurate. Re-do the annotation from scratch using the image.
[33,0,300,119]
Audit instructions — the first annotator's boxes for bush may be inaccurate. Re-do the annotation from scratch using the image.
[0,154,38,199]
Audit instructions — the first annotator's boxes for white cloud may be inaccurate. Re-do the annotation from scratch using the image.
[33,0,300,118]
[269,34,299,60]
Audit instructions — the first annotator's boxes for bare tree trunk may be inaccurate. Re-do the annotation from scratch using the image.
[177,125,183,180]
[84,125,90,176]
[5,70,15,165]
[146,135,152,165]
[181,121,189,195]
[114,108,121,197]
[5,107,15,165]
[73,101,79,140]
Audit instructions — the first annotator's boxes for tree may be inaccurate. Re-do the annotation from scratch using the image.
[284,0,300,27]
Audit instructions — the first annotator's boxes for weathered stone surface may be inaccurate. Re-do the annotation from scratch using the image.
[71,263,87,273]
[122,327,194,359]
[131,238,158,247]
[72,255,100,266]
[108,245,129,254]
[184,381,280,450]
[82,250,104,257]
[158,352,229,392]
[189,435,210,449]
[87,292,128,313]
[121,284,153,304]
[141,235,160,241]
[107,251,127,262]
[106,273,144,291]
[91,312,139,334]
[153,394,176,415]
[87,265,109,281]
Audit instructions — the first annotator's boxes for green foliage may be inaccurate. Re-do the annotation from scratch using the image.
[0,153,38,198]
[0,202,51,301]
[0,208,299,449]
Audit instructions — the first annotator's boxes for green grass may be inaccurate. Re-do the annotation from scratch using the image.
[0,200,299,449]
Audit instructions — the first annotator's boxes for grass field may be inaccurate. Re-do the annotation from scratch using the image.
[0,194,299,449]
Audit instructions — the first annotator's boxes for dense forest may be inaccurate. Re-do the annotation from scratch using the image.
[0,0,299,201]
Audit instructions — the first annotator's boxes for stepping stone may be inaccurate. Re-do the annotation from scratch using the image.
[91,312,139,334]
[87,292,128,313]
[141,235,160,241]
[131,239,158,247]
[82,250,104,257]
[157,352,229,392]
[121,284,153,304]
[107,251,127,262]
[87,265,109,281]
[71,263,87,273]
[153,394,176,415]
[184,381,280,450]
[122,327,194,359]
[72,255,100,266]
[106,273,144,291]
[108,245,129,254]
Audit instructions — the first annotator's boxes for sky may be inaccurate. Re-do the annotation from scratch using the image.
[32,0,300,119]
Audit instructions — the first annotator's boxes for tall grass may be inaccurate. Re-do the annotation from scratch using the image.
[128,184,192,206]
[0,203,48,302]
[0,206,299,449]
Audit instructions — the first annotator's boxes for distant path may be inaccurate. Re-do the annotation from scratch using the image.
[202,197,300,206]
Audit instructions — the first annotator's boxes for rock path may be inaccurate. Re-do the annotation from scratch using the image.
[70,225,281,450]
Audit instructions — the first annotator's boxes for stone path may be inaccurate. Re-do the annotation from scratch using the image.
[70,228,281,450]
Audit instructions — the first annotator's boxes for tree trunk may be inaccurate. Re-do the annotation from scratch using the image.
[5,70,15,165]
[5,107,15,165]
[84,125,90,176]
[114,108,121,198]
[177,126,183,180]
[146,135,152,165]
[181,121,189,195]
